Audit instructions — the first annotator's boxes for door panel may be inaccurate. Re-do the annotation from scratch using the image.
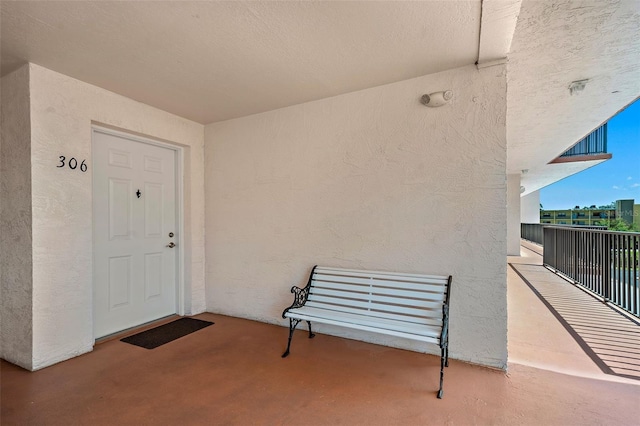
[93,129,177,339]
[109,178,132,240]
[144,183,163,238]
[144,253,163,300]
[144,155,163,173]
[108,148,132,168]
[109,256,132,308]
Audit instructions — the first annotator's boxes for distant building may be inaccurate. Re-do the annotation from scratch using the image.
[540,199,639,227]
[616,199,635,226]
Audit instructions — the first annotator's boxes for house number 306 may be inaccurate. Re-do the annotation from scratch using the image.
[57,156,88,172]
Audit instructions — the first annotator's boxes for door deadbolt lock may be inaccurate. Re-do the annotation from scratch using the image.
[166,242,176,248]
[168,232,174,237]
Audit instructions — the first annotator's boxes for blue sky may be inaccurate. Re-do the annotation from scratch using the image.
[540,98,640,210]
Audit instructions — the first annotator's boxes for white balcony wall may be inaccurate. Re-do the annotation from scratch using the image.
[507,174,522,255]
[205,64,508,369]
[521,190,540,224]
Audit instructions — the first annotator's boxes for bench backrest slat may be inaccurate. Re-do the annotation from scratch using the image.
[317,267,449,283]
[311,280,446,302]
[298,266,451,327]
[313,276,447,294]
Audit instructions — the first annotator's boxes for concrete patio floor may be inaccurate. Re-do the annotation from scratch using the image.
[509,240,640,383]
[2,243,639,425]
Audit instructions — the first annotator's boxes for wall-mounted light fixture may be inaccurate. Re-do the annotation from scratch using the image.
[420,90,453,107]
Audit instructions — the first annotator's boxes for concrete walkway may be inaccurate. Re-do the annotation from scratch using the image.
[4,311,640,426]
[508,241,640,384]
[2,244,639,425]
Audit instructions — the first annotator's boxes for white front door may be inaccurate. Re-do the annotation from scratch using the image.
[92,128,178,339]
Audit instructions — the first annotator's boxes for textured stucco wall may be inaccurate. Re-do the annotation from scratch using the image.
[521,190,540,224]
[205,64,508,368]
[25,64,205,370]
[507,174,521,255]
[0,66,34,370]
[507,0,640,175]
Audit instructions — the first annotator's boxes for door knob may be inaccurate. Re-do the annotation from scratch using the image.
[166,242,176,248]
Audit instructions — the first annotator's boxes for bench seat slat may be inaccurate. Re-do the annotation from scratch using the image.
[314,273,447,288]
[315,267,449,284]
[310,281,446,301]
[285,306,441,344]
[309,287,445,310]
[287,306,441,338]
[304,301,443,327]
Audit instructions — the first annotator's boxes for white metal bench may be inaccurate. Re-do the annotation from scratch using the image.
[281,265,452,398]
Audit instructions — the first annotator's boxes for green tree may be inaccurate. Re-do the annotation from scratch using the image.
[608,219,640,232]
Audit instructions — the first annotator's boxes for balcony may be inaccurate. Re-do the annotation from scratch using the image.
[2,243,639,424]
[550,123,612,164]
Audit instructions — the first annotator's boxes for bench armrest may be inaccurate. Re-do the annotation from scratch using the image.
[281,285,311,318]
[282,265,318,319]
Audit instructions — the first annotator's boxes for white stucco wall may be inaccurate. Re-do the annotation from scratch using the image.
[6,64,206,370]
[1,66,34,370]
[507,174,521,255]
[520,190,540,224]
[205,64,508,369]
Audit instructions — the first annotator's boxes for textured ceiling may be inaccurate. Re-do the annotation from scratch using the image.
[2,0,638,192]
[508,0,640,190]
[1,1,481,124]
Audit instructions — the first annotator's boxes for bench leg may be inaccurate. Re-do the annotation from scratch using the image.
[445,346,449,368]
[437,346,446,399]
[282,319,302,358]
[306,321,315,339]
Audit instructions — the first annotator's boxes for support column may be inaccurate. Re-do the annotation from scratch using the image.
[520,190,540,224]
[507,174,521,256]
[1,65,34,370]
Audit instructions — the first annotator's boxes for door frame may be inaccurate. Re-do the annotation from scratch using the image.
[91,124,186,339]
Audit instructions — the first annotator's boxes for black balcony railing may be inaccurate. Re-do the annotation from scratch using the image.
[559,123,608,157]
[543,226,640,319]
[521,223,545,245]
[521,223,606,246]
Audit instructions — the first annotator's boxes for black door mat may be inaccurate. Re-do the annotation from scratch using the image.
[120,318,214,349]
